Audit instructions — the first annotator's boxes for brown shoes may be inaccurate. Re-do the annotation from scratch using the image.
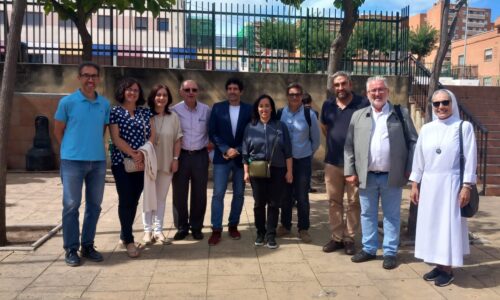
[344,241,356,255]
[322,240,345,253]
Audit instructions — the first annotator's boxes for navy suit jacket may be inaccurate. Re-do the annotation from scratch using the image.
[208,100,252,166]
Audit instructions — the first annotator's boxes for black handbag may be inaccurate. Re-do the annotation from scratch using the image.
[248,125,280,178]
[459,121,480,218]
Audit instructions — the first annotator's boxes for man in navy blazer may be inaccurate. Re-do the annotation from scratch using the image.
[208,78,252,246]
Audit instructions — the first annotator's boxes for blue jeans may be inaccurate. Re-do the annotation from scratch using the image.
[61,159,106,251]
[210,161,245,230]
[281,156,311,231]
[359,172,402,256]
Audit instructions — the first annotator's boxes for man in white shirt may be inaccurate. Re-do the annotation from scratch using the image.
[344,76,417,270]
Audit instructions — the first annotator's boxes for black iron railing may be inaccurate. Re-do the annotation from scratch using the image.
[0,0,409,74]
[406,54,488,195]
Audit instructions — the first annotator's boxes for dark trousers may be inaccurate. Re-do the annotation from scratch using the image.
[281,156,311,231]
[250,167,287,238]
[172,149,209,232]
[112,164,144,244]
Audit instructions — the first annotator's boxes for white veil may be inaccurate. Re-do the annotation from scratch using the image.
[431,89,461,122]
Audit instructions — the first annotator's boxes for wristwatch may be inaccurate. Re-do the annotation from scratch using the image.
[173,156,178,160]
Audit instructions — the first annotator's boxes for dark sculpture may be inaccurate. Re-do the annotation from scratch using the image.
[26,116,55,171]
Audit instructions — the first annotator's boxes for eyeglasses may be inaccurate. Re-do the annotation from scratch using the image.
[183,88,198,93]
[287,93,302,98]
[80,73,99,80]
[432,100,451,107]
[368,88,387,94]
[126,88,140,94]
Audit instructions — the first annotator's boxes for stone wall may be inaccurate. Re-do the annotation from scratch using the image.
[7,64,410,170]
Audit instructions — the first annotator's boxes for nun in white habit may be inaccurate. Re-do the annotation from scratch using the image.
[409,89,477,287]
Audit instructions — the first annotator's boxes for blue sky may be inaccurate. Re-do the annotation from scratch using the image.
[210,0,499,20]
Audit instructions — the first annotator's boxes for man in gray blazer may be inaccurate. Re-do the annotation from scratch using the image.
[344,76,417,270]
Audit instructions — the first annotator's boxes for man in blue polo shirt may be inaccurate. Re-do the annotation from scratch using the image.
[321,71,369,255]
[54,62,110,267]
[277,82,321,243]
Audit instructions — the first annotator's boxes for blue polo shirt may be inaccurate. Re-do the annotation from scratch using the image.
[279,105,321,159]
[54,89,110,161]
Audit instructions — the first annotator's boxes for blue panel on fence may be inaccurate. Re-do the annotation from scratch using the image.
[169,47,197,59]
[92,44,118,56]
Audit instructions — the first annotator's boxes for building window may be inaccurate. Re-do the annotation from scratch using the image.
[484,48,492,62]
[156,18,169,31]
[0,11,4,26]
[97,16,111,29]
[23,12,43,26]
[458,54,465,66]
[135,17,148,30]
[59,18,73,27]
[483,77,492,86]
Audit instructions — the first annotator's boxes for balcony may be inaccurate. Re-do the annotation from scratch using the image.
[451,65,478,79]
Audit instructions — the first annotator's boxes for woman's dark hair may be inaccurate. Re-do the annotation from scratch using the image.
[115,77,145,106]
[147,84,174,115]
[252,94,277,124]
[302,92,312,105]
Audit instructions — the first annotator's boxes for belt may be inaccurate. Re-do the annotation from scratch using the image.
[181,148,207,155]
[369,171,388,175]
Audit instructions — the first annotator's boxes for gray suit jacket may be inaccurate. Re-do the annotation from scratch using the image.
[344,102,418,189]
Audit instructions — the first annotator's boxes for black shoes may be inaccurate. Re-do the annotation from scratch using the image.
[322,240,344,253]
[351,250,376,263]
[191,230,204,240]
[266,236,278,249]
[423,267,442,281]
[382,255,397,270]
[81,244,104,262]
[173,230,189,240]
[255,234,265,246]
[65,249,81,267]
[434,271,454,287]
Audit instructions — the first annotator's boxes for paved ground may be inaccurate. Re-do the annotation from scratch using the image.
[1,172,500,300]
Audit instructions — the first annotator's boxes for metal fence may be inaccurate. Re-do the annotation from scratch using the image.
[0,0,409,74]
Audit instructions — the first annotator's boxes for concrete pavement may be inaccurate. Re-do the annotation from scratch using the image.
[1,172,500,299]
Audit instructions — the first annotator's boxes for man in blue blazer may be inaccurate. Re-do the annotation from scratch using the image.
[208,78,252,246]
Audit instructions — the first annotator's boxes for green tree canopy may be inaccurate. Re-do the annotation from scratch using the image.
[409,24,438,62]
[257,18,297,52]
[298,18,332,56]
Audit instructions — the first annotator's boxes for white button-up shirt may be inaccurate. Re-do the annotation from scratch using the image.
[368,102,391,172]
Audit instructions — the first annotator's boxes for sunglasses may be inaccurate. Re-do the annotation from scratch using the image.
[432,100,451,108]
[183,88,198,93]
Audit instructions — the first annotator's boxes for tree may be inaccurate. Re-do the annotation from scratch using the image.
[40,0,175,61]
[257,18,297,52]
[281,0,365,88]
[298,18,332,56]
[409,24,438,62]
[0,0,27,245]
[350,20,395,75]
[426,0,466,121]
[186,17,213,49]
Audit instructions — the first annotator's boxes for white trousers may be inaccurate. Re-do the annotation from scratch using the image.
[142,172,172,233]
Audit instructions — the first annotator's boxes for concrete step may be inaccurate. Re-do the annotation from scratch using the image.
[485,184,500,196]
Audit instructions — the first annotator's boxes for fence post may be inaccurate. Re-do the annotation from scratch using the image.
[110,6,115,66]
[211,2,216,71]
[395,12,400,75]
[305,8,310,73]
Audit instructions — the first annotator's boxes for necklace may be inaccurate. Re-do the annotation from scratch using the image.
[435,123,453,155]
[155,114,166,146]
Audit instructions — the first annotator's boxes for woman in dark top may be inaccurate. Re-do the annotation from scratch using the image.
[242,94,293,249]
[109,77,154,258]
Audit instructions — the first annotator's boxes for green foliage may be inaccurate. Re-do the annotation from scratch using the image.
[298,18,333,56]
[40,0,175,22]
[186,17,213,48]
[280,0,365,10]
[258,18,297,52]
[409,24,438,61]
[351,20,396,56]
[237,24,256,54]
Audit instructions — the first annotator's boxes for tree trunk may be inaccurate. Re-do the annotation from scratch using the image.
[76,2,92,61]
[0,0,27,246]
[326,0,358,90]
[426,0,466,122]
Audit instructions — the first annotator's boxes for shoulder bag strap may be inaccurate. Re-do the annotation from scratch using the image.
[459,120,465,186]
[394,104,410,149]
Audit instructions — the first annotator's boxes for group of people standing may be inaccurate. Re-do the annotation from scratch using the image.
[54,62,477,288]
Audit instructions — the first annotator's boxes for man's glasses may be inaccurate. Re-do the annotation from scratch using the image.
[183,88,198,93]
[79,73,99,80]
[287,93,302,98]
[432,100,450,108]
[368,88,387,94]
